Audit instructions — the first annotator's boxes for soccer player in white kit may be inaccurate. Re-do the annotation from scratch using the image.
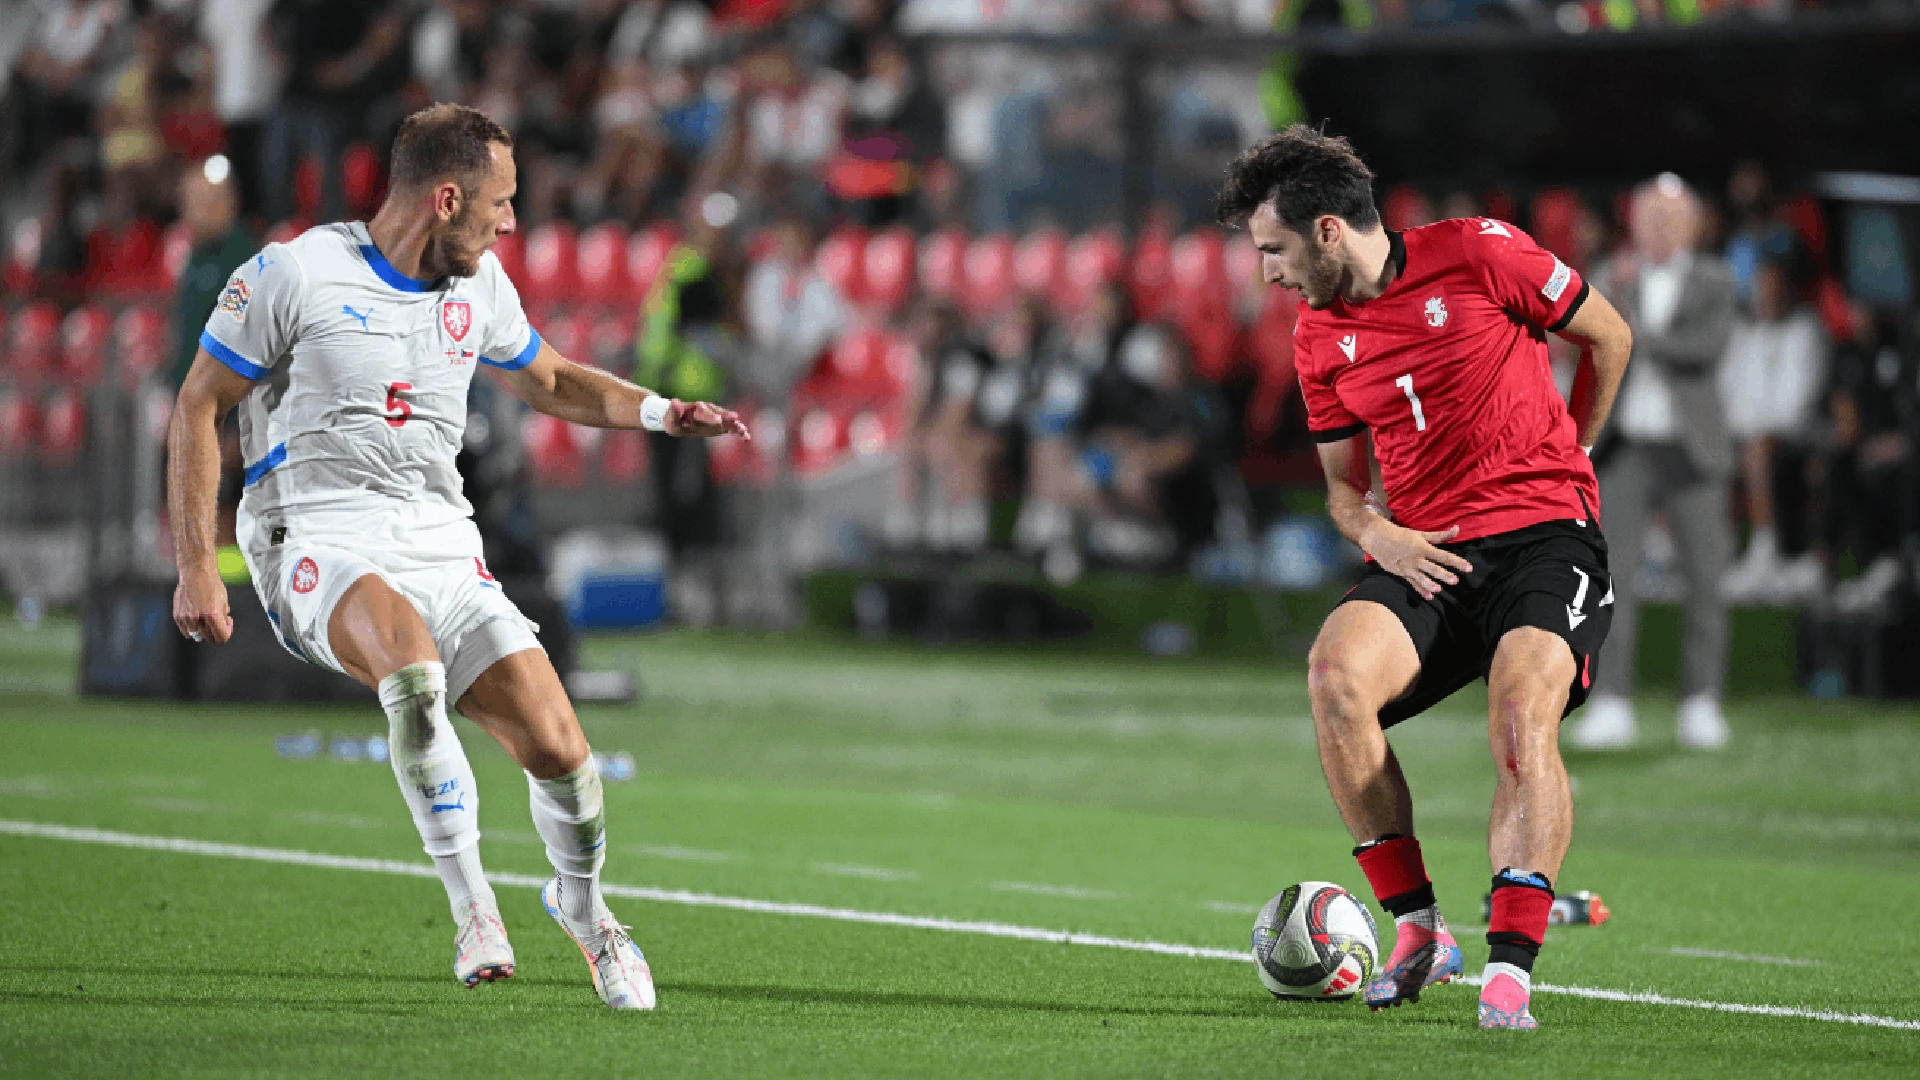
[167,104,747,1011]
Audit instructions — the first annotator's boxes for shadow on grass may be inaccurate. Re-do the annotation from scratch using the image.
[660,978,1396,1022]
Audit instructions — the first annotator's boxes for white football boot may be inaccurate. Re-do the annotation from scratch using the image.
[453,898,515,987]
[1676,693,1731,750]
[541,877,657,1010]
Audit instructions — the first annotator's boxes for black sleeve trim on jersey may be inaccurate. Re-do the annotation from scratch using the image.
[1311,422,1368,444]
[1546,280,1591,334]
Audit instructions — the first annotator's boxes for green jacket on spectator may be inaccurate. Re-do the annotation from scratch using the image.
[172,227,259,390]
[633,243,729,404]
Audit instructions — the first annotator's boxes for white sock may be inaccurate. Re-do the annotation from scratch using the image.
[528,759,608,934]
[1395,905,1445,933]
[949,501,989,553]
[379,661,493,921]
[1745,526,1778,563]
[1483,960,1532,993]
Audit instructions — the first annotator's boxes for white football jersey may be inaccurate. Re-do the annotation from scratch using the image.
[199,222,541,546]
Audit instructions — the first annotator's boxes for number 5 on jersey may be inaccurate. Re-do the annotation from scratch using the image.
[385,382,412,428]
[1395,374,1427,432]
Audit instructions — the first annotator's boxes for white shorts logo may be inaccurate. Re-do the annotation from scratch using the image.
[1543,258,1573,303]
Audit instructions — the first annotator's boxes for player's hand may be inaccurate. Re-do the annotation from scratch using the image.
[173,565,233,644]
[664,399,751,440]
[1359,521,1473,601]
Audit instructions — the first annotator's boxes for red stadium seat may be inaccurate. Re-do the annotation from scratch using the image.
[827,326,884,383]
[0,389,37,456]
[1529,188,1586,265]
[707,402,771,487]
[60,305,112,388]
[38,389,84,463]
[527,413,586,487]
[294,158,321,220]
[1128,224,1175,323]
[1014,228,1068,311]
[814,226,867,307]
[543,309,593,363]
[627,224,680,302]
[89,218,164,297]
[790,405,845,476]
[1170,231,1237,382]
[10,301,62,382]
[575,222,630,307]
[916,228,966,303]
[265,219,308,246]
[490,227,525,286]
[161,221,194,292]
[342,142,385,219]
[1060,228,1126,316]
[522,223,578,308]
[1383,183,1435,232]
[6,218,40,295]
[1246,288,1300,440]
[1226,233,1263,317]
[589,310,634,369]
[600,427,648,483]
[115,307,168,384]
[959,233,1015,317]
[861,227,915,314]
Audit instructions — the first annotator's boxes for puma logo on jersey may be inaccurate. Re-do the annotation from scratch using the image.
[1337,334,1357,362]
[1425,296,1448,328]
[1478,219,1511,237]
[342,305,374,331]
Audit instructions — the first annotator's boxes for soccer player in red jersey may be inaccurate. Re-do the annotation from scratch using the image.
[1217,128,1633,1030]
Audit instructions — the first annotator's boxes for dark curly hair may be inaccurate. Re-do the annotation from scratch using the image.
[1214,125,1379,236]
[389,103,514,192]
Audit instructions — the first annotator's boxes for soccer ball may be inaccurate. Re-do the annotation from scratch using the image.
[1251,881,1379,1000]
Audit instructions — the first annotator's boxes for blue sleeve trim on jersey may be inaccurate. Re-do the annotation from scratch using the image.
[483,327,541,371]
[359,243,435,293]
[1310,422,1368,444]
[200,331,269,380]
[242,442,287,486]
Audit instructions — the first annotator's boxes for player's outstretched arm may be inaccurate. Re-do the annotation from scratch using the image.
[1556,286,1633,452]
[1317,433,1471,601]
[500,340,749,439]
[168,351,255,643]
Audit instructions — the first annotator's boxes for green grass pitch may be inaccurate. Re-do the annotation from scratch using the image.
[3,619,1918,1077]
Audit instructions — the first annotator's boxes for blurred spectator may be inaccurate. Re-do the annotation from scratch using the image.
[1719,256,1827,604]
[1723,160,1796,309]
[1823,306,1915,617]
[1573,174,1738,752]
[170,156,256,390]
[922,299,1046,554]
[742,215,846,397]
[199,0,281,214]
[886,296,963,548]
[634,194,739,618]
[262,0,404,223]
[831,35,944,224]
[1017,280,1132,557]
[15,0,124,173]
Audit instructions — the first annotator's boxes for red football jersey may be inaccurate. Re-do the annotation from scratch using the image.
[1295,218,1597,542]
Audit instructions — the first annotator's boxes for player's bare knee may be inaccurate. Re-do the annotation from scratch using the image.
[1307,640,1381,726]
[521,711,590,779]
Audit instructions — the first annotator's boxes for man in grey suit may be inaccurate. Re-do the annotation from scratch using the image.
[1569,174,1737,751]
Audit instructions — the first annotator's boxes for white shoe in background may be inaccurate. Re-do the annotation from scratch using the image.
[1833,555,1902,616]
[1568,693,1637,750]
[1722,531,1781,603]
[1773,553,1826,605]
[1676,693,1731,750]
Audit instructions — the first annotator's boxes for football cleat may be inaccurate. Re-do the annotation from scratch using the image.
[541,877,657,1011]
[1363,920,1463,1010]
[1477,971,1539,1030]
[453,899,515,987]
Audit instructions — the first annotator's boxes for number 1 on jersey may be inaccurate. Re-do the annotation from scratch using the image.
[385,382,413,428]
[1395,374,1428,431]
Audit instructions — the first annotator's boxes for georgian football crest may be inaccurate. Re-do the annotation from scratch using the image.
[1424,296,1448,328]
[442,299,472,341]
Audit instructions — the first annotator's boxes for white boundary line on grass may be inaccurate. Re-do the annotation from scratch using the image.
[3,818,1916,1033]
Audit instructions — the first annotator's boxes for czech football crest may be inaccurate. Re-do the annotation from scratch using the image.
[442,299,472,341]
[291,557,319,595]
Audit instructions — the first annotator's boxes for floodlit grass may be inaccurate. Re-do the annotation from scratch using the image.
[3,624,1917,1077]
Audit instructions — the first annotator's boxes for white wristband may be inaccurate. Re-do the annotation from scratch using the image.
[639,394,671,433]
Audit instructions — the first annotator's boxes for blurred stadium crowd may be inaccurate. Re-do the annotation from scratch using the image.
[0,0,1915,630]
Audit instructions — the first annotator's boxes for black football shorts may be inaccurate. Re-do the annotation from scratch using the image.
[1338,518,1614,728]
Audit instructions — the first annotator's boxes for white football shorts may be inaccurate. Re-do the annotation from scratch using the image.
[243,516,543,703]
